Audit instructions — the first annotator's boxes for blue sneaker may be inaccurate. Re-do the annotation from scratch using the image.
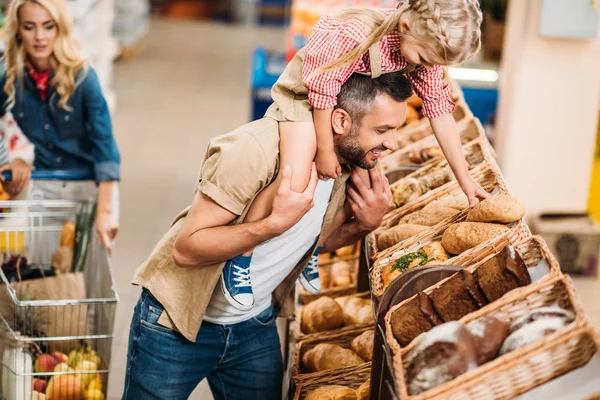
[298,246,322,295]
[221,254,254,311]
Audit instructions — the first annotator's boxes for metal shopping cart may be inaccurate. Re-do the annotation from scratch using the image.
[0,170,118,400]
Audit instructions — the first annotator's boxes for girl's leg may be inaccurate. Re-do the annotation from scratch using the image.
[221,121,317,310]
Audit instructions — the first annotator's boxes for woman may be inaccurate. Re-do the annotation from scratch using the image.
[0,0,121,253]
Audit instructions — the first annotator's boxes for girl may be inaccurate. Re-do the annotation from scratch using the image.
[0,0,121,253]
[222,0,488,310]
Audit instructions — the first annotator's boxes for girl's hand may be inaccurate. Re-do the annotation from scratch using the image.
[96,211,119,255]
[0,159,32,197]
[460,176,490,207]
[315,149,342,180]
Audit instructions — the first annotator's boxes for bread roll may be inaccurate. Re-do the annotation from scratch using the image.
[305,385,358,400]
[376,224,429,251]
[475,246,531,303]
[430,270,487,322]
[301,297,345,334]
[499,307,575,355]
[391,292,443,347]
[318,266,330,290]
[425,194,469,211]
[422,241,450,264]
[302,343,365,373]
[419,166,453,191]
[335,244,356,257]
[441,222,510,254]
[405,321,478,395]
[467,316,510,364]
[356,381,370,400]
[351,331,374,361]
[319,252,332,264]
[392,178,423,207]
[467,194,525,224]
[330,261,353,287]
[335,297,374,326]
[399,207,460,227]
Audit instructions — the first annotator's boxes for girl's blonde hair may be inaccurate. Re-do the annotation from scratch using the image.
[2,0,87,111]
[320,0,482,74]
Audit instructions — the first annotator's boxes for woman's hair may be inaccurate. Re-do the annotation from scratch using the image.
[320,0,482,74]
[2,0,87,111]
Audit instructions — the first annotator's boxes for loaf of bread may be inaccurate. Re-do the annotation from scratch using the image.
[467,316,510,364]
[441,222,510,254]
[305,385,358,400]
[423,241,450,264]
[351,331,374,361]
[499,307,575,356]
[409,147,444,164]
[425,194,469,211]
[391,292,443,347]
[356,381,370,400]
[467,194,525,224]
[301,297,345,334]
[319,266,330,290]
[319,252,332,264]
[475,246,532,303]
[392,178,423,207]
[330,261,353,287]
[419,166,453,192]
[399,207,461,227]
[335,244,357,257]
[335,297,374,326]
[302,343,365,373]
[376,224,429,251]
[405,321,478,395]
[430,270,487,322]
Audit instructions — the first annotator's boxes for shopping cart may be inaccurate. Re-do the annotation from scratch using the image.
[0,170,118,400]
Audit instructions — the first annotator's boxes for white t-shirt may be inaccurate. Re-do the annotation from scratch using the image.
[204,179,335,324]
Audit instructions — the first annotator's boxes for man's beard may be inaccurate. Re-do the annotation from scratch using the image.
[334,124,382,170]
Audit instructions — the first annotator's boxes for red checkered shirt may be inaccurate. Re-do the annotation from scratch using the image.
[301,8,455,119]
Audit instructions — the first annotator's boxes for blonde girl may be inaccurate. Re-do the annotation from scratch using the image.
[220,0,489,310]
[0,0,121,253]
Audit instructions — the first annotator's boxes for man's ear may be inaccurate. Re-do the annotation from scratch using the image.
[331,108,351,135]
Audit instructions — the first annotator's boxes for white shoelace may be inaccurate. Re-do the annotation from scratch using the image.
[232,265,252,288]
[306,256,319,276]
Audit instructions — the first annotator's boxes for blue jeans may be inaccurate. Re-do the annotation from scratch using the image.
[122,290,283,400]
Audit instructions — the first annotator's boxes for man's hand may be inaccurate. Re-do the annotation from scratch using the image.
[267,163,319,234]
[347,166,391,232]
[0,159,32,197]
[96,211,119,255]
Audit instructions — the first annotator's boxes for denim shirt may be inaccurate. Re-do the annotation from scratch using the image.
[0,66,121,183]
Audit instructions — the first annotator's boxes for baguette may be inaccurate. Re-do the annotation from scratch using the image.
[441,222,510,255]
[399,207,460,227]
[351,331,374,361]
[376,224,428,251]
[302,343,365,373]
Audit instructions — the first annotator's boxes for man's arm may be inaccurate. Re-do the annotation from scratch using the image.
[321,167,391,253]
[173,165,319,268]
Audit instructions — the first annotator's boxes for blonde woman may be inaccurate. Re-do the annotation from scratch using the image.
[220,0,489,310]
[0,0,120,253]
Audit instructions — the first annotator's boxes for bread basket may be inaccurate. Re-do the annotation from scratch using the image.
[292,362,371,400]
[292,325,372,385]
[294,292,374,342]
[298,256,359,305]
[384,274,597,400]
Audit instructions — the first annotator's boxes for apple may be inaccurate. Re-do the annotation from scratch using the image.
[34,354,60,373]
[52,352,69,365]
[33,378,47,393]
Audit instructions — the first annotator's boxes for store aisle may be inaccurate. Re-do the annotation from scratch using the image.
[106,18,284,399]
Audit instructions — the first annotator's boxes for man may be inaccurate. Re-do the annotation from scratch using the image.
[122,71,412,400]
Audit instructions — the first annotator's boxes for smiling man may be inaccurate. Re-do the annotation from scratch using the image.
[122,71,412,400]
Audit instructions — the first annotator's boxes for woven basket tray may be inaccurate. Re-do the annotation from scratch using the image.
[299,256,359,305]
[370,162,506,258]
[394,102,472,150]
[381,117,487,173]
[292,363,372,400]
[294,292,374,342]
[370,220,532,298]
[292,325,373,385]
[384,274,597,400]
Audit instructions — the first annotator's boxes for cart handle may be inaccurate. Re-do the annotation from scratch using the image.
[2,169,95,181]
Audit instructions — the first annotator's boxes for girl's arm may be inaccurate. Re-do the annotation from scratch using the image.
[430,114,489,206]
[313,108,341,178]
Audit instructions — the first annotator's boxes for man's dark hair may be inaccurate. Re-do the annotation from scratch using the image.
[335,72,413,123]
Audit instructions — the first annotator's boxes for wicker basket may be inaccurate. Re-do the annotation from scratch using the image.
[292,325,372,384]
[292,363,372,400]
[370,220,532,298]
[381,117,487,173]
[384,274,597,400]
[299,256,359,305]
[370,162,506,258]
[294,292,374,342]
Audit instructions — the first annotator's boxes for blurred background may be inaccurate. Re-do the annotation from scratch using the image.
[0,0,598,399]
